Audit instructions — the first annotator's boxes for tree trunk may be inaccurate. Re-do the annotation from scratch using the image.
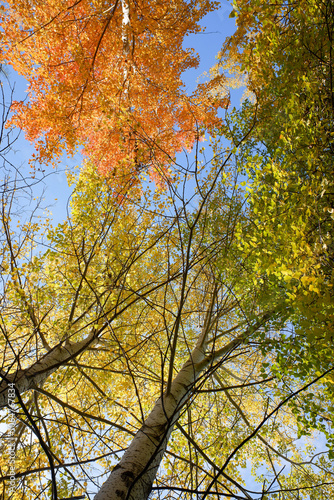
[93,322,266,499]
[93,345,205,500]
[0,331,96,408]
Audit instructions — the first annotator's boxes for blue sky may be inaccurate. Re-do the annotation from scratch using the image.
[182,1,236,93]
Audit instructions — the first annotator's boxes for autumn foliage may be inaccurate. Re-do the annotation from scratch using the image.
[214,0,334,446]
[1,1,334,499]
[1,0,227,186]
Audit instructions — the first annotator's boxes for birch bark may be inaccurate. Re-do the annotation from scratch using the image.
[93,334,243,500]
[121,0,132,98]
[0,331,96,409]
[93,345,206,500]
[93,309,274,499]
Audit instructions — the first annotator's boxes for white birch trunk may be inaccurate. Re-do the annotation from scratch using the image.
[0,332,96,408]
[93,327,243,500]
[93,299,259,500]
[93,345,206,500]
[121,0,131,96]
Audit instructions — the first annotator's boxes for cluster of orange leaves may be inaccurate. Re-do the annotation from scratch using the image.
[1,0,229,187]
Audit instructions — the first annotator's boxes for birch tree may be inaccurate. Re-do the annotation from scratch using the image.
[1,146,333,499]
[0,3,333,490]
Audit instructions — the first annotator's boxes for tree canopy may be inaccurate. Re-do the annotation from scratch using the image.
[214,0,334,444]
[0,0,227,186]
[0,1,334,499]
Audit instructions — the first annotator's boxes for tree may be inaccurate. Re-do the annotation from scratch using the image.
[214,0,334,291]
[1,142,334,499]
[1,1,334,499]
[0,0,227,186]
[212,0,334,451]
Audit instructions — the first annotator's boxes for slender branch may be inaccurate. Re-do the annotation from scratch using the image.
[202,366,334,499]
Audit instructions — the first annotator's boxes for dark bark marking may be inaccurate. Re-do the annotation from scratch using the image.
[121,470,135,487]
